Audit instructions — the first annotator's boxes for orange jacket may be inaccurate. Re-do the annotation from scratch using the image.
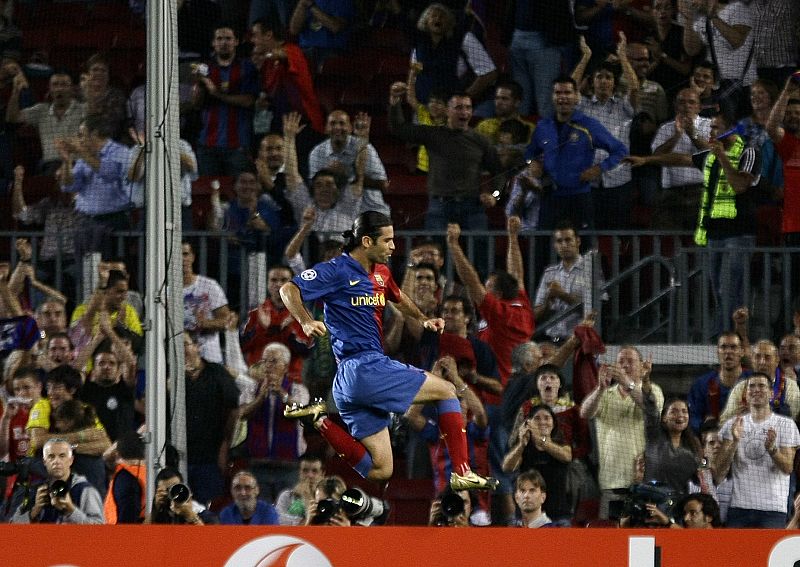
[104,462,146,524]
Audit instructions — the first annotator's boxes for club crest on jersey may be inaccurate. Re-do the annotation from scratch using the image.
[374,274,384,287]
[300,269,317,280]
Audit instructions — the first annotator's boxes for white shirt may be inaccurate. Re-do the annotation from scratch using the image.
[690,1,756,86]
[307,135,390,216]
[578,95,633,188]
[651,116,712,188]
[129,139,197,208]
[534,254,606,340]
[719,412,800,512]
[183,274,228,363]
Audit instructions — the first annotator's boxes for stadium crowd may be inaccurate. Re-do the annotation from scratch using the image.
[0,0,800,529]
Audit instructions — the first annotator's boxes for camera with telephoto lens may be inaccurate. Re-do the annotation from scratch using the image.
[340,487,390,526]
[432,491,466,526]
[310,497,340,525]
[0,456,32,480]
[614,481,678,526]
[168,483,192,505]
[48,479,69,499]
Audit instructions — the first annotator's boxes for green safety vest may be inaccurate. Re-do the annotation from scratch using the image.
[694,135,746,246]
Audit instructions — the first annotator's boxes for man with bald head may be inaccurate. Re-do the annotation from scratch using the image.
[308,109,390,216]
[649,87,712,230]
[720,339,800,423]
[626,42,668,125]
[580,346,664,518]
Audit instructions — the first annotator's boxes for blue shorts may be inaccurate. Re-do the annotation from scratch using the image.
[333,351,427,440]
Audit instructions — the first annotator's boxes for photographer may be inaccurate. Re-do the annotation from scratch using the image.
[304,475,350,526]
[144,467,215,525]
[645,493,721,529]
[10,438,104,524]
[428,487,472,527]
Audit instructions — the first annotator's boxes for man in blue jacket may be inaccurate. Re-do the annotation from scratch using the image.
[525,76,628,230]
[219,470,279,525]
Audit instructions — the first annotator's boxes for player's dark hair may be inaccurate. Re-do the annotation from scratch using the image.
[516,468,547,492]
[342,211,393,253]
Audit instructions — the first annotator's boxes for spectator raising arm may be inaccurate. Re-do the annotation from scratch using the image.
[572,36,593,86]
[506,216,525,293]
[446,222,486,307]
[283,112,306,191]
[766,77,798,145]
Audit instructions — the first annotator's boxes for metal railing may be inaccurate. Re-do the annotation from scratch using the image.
[2,229,797,342]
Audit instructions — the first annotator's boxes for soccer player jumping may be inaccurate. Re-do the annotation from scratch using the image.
[280,211,498,491]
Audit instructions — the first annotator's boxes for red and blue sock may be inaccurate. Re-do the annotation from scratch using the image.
[318,417,373,478]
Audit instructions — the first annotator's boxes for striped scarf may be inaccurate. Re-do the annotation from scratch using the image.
[246,376,300,461]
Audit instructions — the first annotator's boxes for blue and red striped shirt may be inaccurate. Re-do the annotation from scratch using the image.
[198,58,259,149]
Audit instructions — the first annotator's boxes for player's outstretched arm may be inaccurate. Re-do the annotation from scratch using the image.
[394,290,444,333]
[279,282,327,337]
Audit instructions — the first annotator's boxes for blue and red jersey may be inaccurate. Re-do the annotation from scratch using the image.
[198,58,259,149]
[292,254,400,361]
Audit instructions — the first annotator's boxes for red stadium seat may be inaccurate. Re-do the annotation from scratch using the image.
[378,54,410,78]
[375,142,416,173]
[359,27,411,54]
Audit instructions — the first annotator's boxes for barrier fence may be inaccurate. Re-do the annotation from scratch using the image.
[3,229,797,344]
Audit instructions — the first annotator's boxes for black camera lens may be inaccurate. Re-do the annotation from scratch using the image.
[340,487,389,525]
[440,492,466,518]
[168,483,191,504]
[311,498,340,525]
[49,479,69,499]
